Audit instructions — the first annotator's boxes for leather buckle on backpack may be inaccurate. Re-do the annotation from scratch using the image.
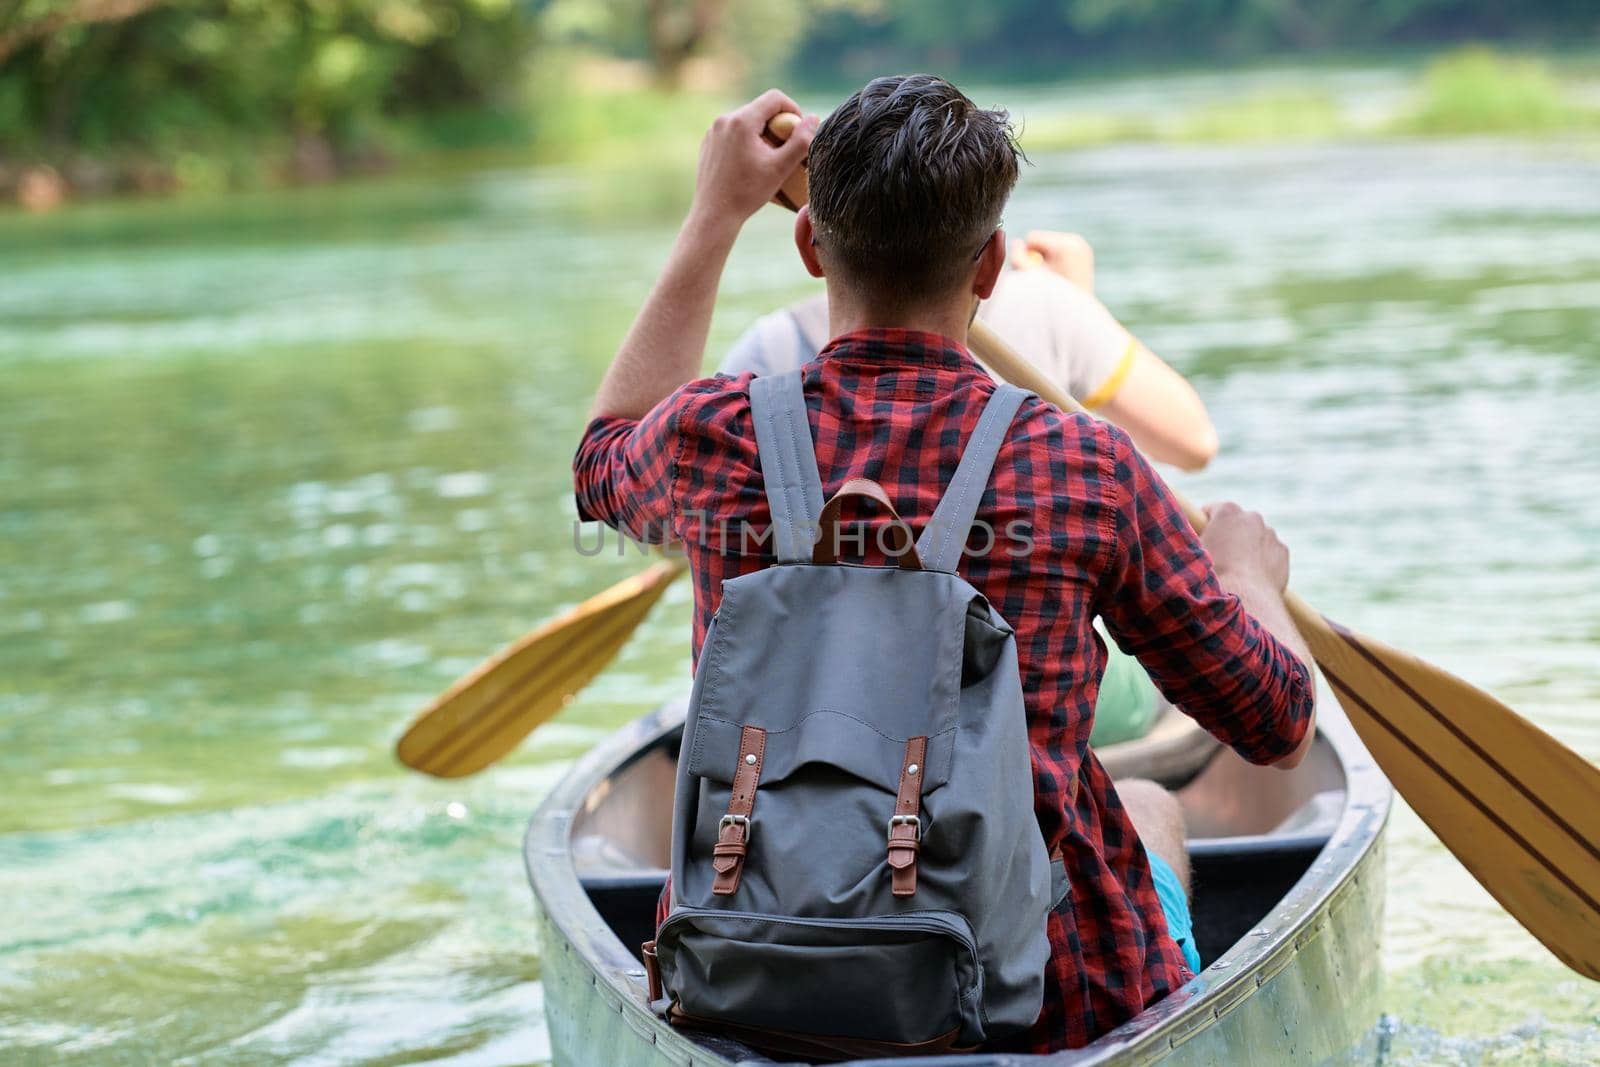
[887,814,921,841]
[713,728,766,896]
[713,813,753,895]
[888,737,929,897]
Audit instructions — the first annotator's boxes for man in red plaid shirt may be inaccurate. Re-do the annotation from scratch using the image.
[573,76,1317,1051]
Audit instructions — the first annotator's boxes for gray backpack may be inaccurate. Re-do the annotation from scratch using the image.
[643,370,1060,1060]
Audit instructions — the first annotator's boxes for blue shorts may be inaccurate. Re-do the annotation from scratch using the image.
[1148,851,1202,974]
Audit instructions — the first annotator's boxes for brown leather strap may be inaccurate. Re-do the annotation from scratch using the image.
[888,736,928,897]
[641,940,662,1002]
[812,477,923,569]
[712,725,766,896]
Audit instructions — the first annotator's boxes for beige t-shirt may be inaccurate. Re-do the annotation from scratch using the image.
[719,267,1137,408]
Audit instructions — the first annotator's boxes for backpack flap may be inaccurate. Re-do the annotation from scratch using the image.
[677,707,955,910]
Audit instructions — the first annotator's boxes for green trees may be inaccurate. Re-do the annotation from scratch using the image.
[1,0,1594,202]
[0,0,532,192]
[795,0,1597,77]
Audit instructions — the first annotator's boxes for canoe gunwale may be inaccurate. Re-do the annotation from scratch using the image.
[525,701,1391,1065]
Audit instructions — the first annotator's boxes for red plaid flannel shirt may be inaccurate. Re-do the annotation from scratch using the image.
[574,329,1313,1051]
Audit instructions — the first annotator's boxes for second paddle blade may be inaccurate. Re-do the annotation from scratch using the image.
[1298,601,1600,981]
[396,558,688,778]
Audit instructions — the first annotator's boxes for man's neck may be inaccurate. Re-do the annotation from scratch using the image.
[825,288,976,349]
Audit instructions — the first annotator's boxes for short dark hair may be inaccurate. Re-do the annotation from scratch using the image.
[807,74,1021,303]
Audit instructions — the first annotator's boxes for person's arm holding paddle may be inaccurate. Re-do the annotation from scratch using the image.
[1010,230,1218,471]
[1199,501,1318,769]
[590,92,816,420]
[1093,339,1218,471]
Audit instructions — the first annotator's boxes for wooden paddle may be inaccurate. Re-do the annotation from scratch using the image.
[396,557,686,778]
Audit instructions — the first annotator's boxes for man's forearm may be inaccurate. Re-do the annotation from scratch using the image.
[1098,344,1219,472]
[1217,568,1318,768]
[591,207,741,420]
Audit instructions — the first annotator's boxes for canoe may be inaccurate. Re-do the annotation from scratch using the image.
[525,698,1391,1065]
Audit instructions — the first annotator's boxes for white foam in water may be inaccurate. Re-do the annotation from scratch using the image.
[79,600,134,624]
[321,523,356,548]
[279,747,366,769]
[435,471,491,498]
[407,406,459,433]
[362,638,431,667]
[454,508,490,532]
[105,783,196,805]
[362,523,396,547]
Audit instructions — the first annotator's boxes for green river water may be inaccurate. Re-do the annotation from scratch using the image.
[4,78,1600,1066]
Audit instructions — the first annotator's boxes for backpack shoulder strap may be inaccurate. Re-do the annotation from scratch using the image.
[915,384,1034,574]
[749,369,824,563]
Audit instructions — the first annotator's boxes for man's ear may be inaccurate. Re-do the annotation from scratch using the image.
[973,228,1006,299]
[795,206,826,279]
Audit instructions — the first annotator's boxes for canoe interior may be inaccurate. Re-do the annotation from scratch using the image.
[532,698,1389,1066]
[571,710,1348,973]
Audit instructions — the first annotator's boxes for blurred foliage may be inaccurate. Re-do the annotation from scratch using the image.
[1176,91,1347,142]
[524,79,723,166]
[1397,47,1595,134]
[0,0,533,189]
[795,0,1600,77]
[537,0,833,88]
[1,0,1598,198]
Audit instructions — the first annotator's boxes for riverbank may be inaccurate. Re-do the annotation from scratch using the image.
[1020,48,1600,149]
[5,47,1600,212]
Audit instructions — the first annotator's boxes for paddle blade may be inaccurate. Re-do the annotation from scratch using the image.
[1292,596,1600,980]
[396,559,688,778]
